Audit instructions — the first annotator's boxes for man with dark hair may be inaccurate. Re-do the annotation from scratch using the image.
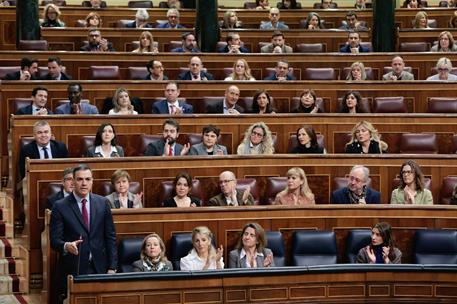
[144,60,169,80]
[171,32,199,52]
[260,31,293,53]
[189,125,228,155]
[152,82,193,114]
[55,83,99,114]
[144,118,190,156]
[264,60,296,81]
[50,164,117,302]
[218,32,249,54]
[16,86,53,115]
[4,57,39,80]
[41,56,72,80]
[339,11,368,31]
[339,31,370,53]
[80,29,115,52]
[206,85,244,114]
[46,167,74,210]
[177,56,214,81]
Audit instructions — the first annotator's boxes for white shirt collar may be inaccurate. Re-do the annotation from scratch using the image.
[94,145,118,158]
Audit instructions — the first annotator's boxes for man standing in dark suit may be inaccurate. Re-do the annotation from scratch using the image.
[207,171,254,206]
[16,86,53,115]
[330,165,381,204]
[18,120,69,179]
[46,167,74,210]
[41,56,72,80]
[206,85,244,114]
[50,164,117,302]
[177,56,214,81]
[4,57,39,80]
[144,118,190,156]
[152,82,193,114]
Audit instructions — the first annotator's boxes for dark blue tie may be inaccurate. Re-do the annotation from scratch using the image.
[42,147,49,159]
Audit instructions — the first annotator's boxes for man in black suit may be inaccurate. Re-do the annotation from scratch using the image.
[206,85,244,114]
[4,57,39,80]
[263,59,296,81]
[80,29,115,52]
[46,167,74,210]
[16,86,53,115]
[170,32,200,53]
[41,56,72,80]
[144,118,190,156]
[18,120,69,179]
[50,164,117,302]
[144,60,169,80]
[217,32,249,54]
[177,56,214,80]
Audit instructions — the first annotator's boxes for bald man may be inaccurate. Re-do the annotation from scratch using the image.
[205,85,245,114]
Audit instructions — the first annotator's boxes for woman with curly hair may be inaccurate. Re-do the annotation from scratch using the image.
[345,121,388,154]
[274,167,315,205]
[237,122,274,155]
[85,12,102,27]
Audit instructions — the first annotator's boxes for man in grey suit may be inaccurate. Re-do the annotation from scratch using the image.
[55,83,99,114]
[144,118,190,156]
[189,125,228,155]
[207,171,254,206]
[260,31,293,54]
[382,56,415,81]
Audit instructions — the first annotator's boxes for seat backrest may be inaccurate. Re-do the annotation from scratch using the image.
[345,229,371,263]
[13,98,33,114]
[313,2,337,8]
[157,179,202,207]
[202,96,224,113]
[78,135,95,157]
[138,134,162,155]
[169,232,193,270]
[399,42,430,52]
[75,19,86,27]
[0,66,20,80]
[168,40,182,51]
[236,178,260,205]
[41,0,67,5]
[18,40,48,51]
[428,97,457,113]
[266,231,286,266]
[115,19,134,28]
[413,229,457,264]
[117,237,143,273]
[128,0,153,7]
[244,1,256,8]
[303,68,336,80]
[290,97,325,113]
[81,0,107,7]
[341,67,375,80]
[295,43,326,53]
[89,66,121,80]
[440,176,457,205]
[264,177,287,205]
[291,230,337,266]
[288,134,325,153]
[372,97,407,113]
[128,66,149,80]
[400,133,438,154]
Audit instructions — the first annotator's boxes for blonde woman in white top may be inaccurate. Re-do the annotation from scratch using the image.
[109,88,138,115]
[225,59,256,81]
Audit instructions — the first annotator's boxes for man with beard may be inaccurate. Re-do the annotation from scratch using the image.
[144,118,190,156]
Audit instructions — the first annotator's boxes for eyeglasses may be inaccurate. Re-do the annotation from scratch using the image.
[251,131,264,137]
[438,68,450,72]
[401,170,413,175]
[219,179,234,184]
[349,176,363,183]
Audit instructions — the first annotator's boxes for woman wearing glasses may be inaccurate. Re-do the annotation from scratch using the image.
[237,122,274,155]
[426,57,457,81]
[390,160,433,205]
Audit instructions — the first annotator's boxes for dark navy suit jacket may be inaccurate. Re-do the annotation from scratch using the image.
[205,101,244,114]
[339,44,370,53]
[217,45,249,53]
[330,187,381,204]
[4,71,38,80]
[16,104,54,115]
[177,71,214,80]
[263,74,296,81]
[144,138,185,156]
[41,72,72,80]
[46,190,64,210]
[151,99,193,114]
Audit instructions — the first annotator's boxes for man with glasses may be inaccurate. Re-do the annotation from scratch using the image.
[156,8,185,28]
[80,29,115,52]
[144,60,169,80]
[208,171,254,206]
[206,85,245,114]
[260,8,289,29]
[264,60,295,81]
[330,165,380,204]
[177,56,214,80]
[46,167,74,210]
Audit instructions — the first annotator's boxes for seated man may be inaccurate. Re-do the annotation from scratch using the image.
[4,57,39,80]
[156,8,185,28]
[18,120,69,179]
[321,0,336,8]
[330,165,381,204]
[338,11,368,31]
[144,118,190,156]
[207,171,254,206]
[126,8,152,28]
[16,86,53,115]
[144,60,169,80]
[46,167,74,210]
[86,0,107,8]
[260,31,293,53]
[80,29,115,52]
[189,125,228,156]
[264,59,296,81]
[152,81,193,114]
[260,8,289,29]
[177,56,214,80]
[218,32,249,54]
[171,32,200,53]
[206,85,244,114]
[55,83,99,114]
[41,56,72,80]
[339,31,370,53]
[382,56,415,81]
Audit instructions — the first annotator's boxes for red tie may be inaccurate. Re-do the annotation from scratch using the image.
[168,146,173,156]
[81,198,89,229]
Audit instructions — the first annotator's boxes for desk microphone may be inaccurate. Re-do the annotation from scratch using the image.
[76,235,83,276]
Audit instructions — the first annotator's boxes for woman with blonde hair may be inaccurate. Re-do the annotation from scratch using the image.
[225,59,255,81]
[109,88,138,115]
[426,57,457,81]
[221,10,243,29]
[180,226,224,270]
[347,61,367,81]
[431,31,457,52]
[274,167,315,205]
[413,11,429,29]
[85,12,102,27]
[132,31,158,53]
[237,122,274,155]
[132,233,172,271]
[345,121,388,154]
[41,3,65,27]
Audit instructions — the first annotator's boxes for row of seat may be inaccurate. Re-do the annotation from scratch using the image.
[117,229,457,272]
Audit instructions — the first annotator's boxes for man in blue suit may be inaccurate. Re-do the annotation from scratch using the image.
[50,164,117,302]
[152,82,193,114]
[156,8,185,28]
[339,31,370,53]
[55,83,99,114]
[331,165,381,204]
[170,32,200,53]
[16,86,53,115]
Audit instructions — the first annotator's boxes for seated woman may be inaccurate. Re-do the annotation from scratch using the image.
[347,61,367,81]
[256,0,270,9]
[440,0,457,7]
[221,10,243,29]
[132,233,172,271]
[426,57,457,81]
[86,123,125,157]
[85,12,102,27]
[41,4,65,27]
[431,31,457,52]
[390,160,433,205]
[277,0,301,8]
[237,122,275,155]
[413,11,429,29]
[292,89,323,113]
[345,121,388,154]
[356,222,402,264]
[132,31,158,54]
[163,172,201,207]
[303,12,324,30]
[180,226,224,270]
[339,90,366,114]
[189,125,228,156]
[229,222,274,268]
[105,169,143,209]
[225,59,255,81]
[251,90,276,114]
[290,125,324,154]
[274,167,315,205]
[403,0,424,8]
[450,11,457,28]
[109,88,138,115]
